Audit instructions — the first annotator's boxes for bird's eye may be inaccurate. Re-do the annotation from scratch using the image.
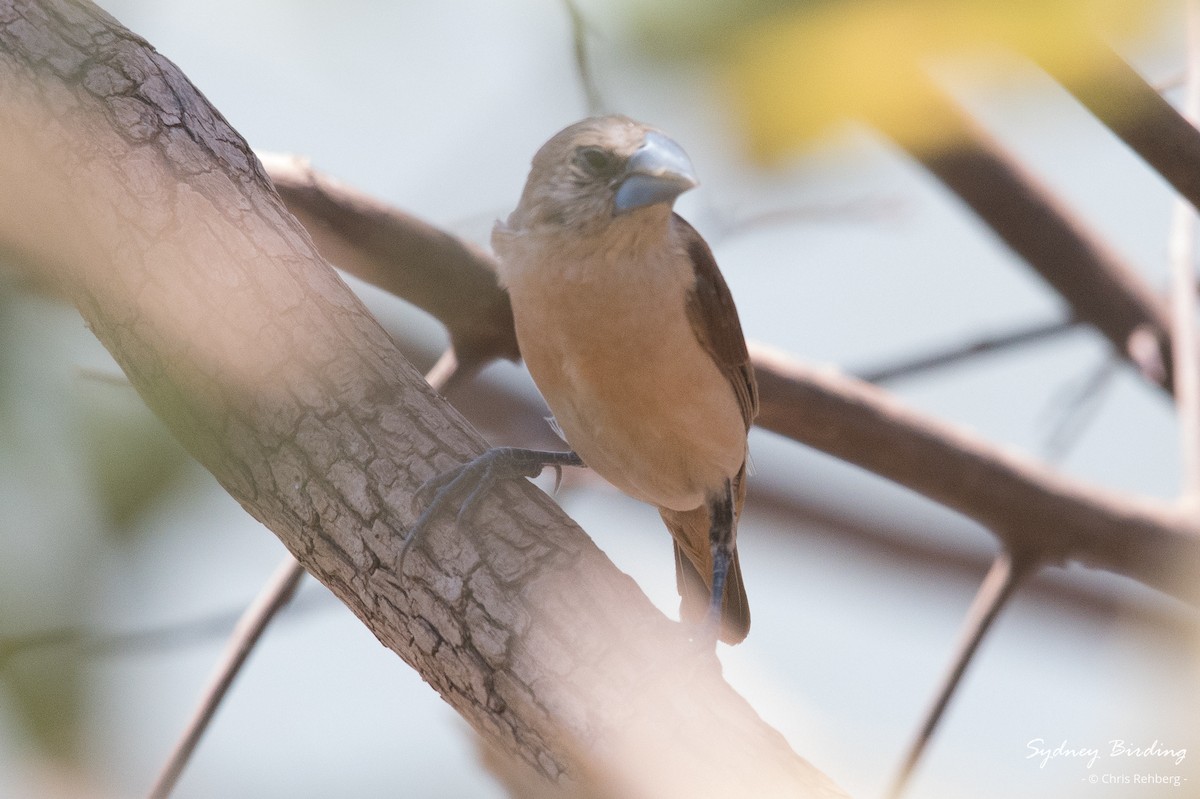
[576,146,619,177]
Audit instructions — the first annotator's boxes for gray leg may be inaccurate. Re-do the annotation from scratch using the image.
[400,447,584,565]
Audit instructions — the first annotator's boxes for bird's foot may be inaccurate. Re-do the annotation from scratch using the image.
[400,447,583,567]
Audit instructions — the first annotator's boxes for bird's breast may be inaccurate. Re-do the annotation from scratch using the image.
[496,226,746,512]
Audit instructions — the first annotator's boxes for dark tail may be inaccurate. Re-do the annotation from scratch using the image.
[672,538,750,644]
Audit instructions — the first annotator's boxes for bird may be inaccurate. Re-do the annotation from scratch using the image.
[407,115,758,644]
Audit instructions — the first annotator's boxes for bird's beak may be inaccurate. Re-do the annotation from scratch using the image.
[613,131,699,214]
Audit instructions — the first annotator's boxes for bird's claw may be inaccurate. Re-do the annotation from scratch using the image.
[400,448,583,569]
[410,462,469,514]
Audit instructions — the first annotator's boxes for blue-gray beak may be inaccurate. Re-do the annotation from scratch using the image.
[613,131,698,214]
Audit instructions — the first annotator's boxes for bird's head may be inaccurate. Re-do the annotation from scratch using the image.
[506,115,698,233]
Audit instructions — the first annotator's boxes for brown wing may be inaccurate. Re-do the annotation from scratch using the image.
[665,214,757,644]
[673,214,759,431]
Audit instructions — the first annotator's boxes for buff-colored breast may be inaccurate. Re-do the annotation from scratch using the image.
[493,215,746,512]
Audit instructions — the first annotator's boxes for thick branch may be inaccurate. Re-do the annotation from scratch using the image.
[0,3,843,796]
[264,154,519,370]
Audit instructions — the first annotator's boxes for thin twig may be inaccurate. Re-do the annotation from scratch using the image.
[710,195,909,239]
[146,353,464,798]
[561,0,604,115]
[423,351,462,397]
[1040,356,1118,464]
[75,365,135,388]
[3,611,243,667]
[885,550,1037,799]
[146,555,306,799]
[1171,1,1200,505]
[423,346,463,395]
[0,591,338,666]
[853,318,1075,384]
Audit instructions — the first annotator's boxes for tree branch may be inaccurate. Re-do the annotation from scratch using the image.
[1169,5,1200,504]
[262,154,519,372]
[147,554,305,799]
[147,351,468,799]
[884,551,1035,799]
[1042,40,1200,220]
[883,76,1175,391]
[0,3,844,796]
[751,344,1200,600]
[851,317,1076,385]
[261,157,1200,609]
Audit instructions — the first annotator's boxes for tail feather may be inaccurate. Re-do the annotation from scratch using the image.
[660,468,751,645]
[672,539,750,644]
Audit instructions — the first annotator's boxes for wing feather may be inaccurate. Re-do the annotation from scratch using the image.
[665,214,757,643]
[673,214,758,431]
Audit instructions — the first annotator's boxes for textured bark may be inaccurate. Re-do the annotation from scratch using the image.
[266,154,520,371]
[0,2,846,796]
